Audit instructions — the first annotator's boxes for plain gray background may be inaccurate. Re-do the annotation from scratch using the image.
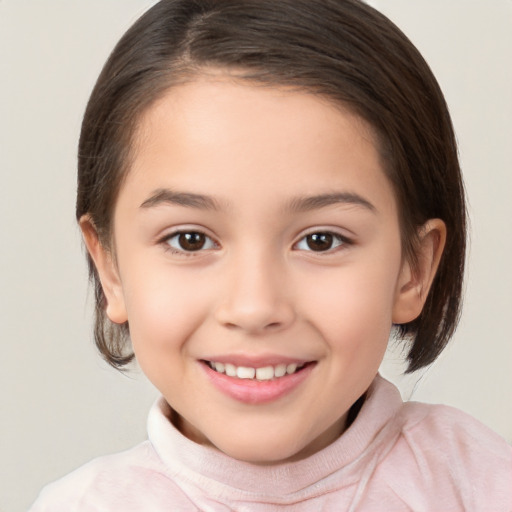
[1,1,511,511]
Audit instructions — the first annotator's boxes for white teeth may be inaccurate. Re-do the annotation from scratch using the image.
[214,362,225,373]
[208,361,305,381]
[236,366,256,379]
[274,364,287,378]
[225,363,237,377]
[286,363,297,375]
[256,366,274,381]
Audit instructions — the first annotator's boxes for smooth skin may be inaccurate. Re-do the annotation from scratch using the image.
[81,76,445,465]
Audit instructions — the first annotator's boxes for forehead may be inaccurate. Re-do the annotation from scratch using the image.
[121,77,396,218]
[138,77,377,153]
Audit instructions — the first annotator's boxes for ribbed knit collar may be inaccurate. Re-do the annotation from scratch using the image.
[147,375,403,504]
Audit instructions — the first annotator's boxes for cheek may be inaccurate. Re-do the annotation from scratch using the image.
[299,260,399,349]
[120,264,211,360]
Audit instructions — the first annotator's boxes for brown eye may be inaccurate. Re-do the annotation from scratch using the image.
[306,233,334,251]
[166,231,216,253]
[295,232,348,253]
[179,232,205,251]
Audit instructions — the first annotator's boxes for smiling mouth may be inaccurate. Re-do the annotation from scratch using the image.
[203,360,311,381]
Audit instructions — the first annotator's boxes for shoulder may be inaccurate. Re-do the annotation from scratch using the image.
[399,400,511,463]
[28,441,192,511]
[380,400,512,510]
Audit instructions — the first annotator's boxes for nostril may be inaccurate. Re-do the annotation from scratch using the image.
[222,321,281,330]
[214,296,295,333]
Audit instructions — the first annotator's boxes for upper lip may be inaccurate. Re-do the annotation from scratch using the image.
[200,354,314,368]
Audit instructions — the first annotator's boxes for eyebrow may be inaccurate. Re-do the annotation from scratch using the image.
[286,192,376,214]
[140,188,376,214]
[140,189,221,211]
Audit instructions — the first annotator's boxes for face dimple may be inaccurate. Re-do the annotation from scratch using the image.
[109,77,407,464]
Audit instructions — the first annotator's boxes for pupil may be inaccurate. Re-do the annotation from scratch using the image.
[307,233,333,251]
[179,232,205,251]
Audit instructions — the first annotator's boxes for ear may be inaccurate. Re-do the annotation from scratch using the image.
[392,219,446,324]
[79,215,128,324]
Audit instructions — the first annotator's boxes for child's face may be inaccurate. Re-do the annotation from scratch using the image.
[92,77,421,464]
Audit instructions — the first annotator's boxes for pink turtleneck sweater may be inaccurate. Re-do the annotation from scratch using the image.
[29,376,512,511]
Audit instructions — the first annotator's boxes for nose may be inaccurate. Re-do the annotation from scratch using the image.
[214,250,296,334]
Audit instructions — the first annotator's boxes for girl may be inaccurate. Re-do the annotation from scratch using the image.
[30,0,512,510]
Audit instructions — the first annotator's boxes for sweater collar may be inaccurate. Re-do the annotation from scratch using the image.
[147,374,402,500]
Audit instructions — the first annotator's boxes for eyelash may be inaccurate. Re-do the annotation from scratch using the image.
[294,231,353,254]
[161,230,218,256]
[159,229,353,256]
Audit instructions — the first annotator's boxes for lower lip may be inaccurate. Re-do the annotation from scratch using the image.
[201,362,315,404]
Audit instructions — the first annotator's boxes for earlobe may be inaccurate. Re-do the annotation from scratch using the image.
[79,216,128,324]
[392,219,447,324]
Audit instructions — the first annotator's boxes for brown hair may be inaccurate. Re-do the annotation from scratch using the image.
[77,0,466,373]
